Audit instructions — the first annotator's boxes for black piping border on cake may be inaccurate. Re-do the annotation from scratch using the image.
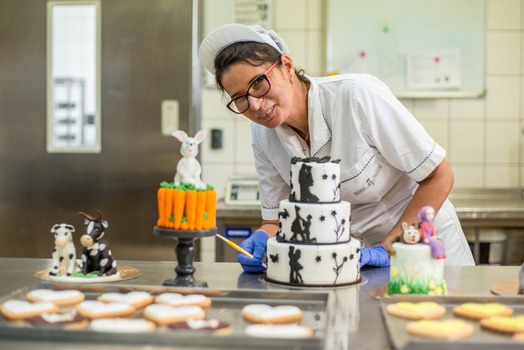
[275,237,353,246]
[265,276,362,288]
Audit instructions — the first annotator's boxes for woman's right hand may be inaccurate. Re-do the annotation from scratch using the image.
[237,230,269,273]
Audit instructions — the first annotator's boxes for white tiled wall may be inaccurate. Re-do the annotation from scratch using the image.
[200,0,524,195]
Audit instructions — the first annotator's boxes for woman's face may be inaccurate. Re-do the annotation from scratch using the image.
[220,58,293,128]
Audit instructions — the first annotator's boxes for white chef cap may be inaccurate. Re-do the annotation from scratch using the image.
[199,23,290,75]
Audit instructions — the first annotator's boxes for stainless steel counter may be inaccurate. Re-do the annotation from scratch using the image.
[0,258,520,349]
[217,189,524,264]
[218,189,524,227]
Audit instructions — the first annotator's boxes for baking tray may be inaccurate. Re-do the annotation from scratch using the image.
[381,295,524,350]
[0,282,332,350]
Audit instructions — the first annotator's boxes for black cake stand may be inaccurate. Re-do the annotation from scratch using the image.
[153,226,217,287]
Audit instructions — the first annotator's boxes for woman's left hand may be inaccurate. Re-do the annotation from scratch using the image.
[360,246,390,267]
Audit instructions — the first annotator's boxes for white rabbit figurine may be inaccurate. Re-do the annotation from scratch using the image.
[172,129,207,189]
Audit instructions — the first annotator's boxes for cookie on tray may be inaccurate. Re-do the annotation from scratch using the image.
[452,302,513,320]
[76,300,136,320]
[154,293,211,309]
[385,301,446,320]
[25,309,88,329]
[143,304,205,326]
[480,315,524,334]
[168,319,232,335]
[241,304,303,324]
[1,300,59,321]
[97,291,153,309]
[90,318,156,333]
[406,319,474,341]
[26,289,85,307]
[245,324,313,339]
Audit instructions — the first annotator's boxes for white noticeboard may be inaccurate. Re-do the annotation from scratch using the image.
[326,0,486,98]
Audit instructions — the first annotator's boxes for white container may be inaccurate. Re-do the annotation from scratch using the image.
[465,229,507,265]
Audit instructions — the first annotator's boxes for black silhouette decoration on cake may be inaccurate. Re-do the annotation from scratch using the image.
[288,246,304,284]
[289,156,341,202]
[269,253,279,263]
[284,206,317,243]
[332,252,349,284]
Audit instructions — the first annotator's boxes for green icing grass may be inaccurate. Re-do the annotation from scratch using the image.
[388,276,447,296]
[159,181,214,191]
[57,271,101,279]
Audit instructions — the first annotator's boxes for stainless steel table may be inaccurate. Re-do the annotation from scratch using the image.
[0,258,519,349]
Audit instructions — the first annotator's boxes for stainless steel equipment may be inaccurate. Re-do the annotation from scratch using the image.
[0,0,200,260]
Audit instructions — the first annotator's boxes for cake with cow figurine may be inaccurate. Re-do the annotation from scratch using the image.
[386,206,447,296]
[156,129,217,231]
[46,210,122,283]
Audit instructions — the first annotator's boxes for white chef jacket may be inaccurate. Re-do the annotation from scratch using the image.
[251,74,474,266]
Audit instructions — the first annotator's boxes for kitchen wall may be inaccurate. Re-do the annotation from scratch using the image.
[200,0,524,196]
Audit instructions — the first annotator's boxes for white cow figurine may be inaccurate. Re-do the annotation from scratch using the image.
[49,223,77,276]
[172,129,207,189]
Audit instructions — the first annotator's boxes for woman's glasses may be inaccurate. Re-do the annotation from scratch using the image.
[226,60,280,114]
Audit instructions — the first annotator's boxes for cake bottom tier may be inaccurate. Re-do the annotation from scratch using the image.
[388,242,446,295]
[266,237,361,287]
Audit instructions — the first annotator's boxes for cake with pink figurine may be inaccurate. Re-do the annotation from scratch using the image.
[387,206,447,296]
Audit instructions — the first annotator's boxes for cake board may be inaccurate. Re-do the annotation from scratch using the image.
[491,279,520,296]
[35,265,141,283]
[153,226,217,288]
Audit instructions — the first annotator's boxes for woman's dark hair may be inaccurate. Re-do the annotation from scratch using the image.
[214,41,307,93]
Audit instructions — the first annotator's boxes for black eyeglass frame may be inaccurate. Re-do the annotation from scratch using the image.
[226,60,280,114]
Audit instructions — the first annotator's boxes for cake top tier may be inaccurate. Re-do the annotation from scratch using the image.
[289,156,341,203]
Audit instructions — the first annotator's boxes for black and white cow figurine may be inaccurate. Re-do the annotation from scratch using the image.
[49,223,77,276]
[78,210,117,276]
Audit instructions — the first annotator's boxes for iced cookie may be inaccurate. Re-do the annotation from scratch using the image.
[245,324,313,339]
[76,300,135,320]
[154,293,211,309]
[143,304,205,326]
[452,302,513,320]
[90,318,156,333]
[406,319,474,341]
[25,309,88,329]
[480,315,524,334]
[241,304,303,324]
[1,300,59,320]
[514,332,524,342]
[386,302,446,320]
[168,319,232,335]
[97,291,153,309]
[26,289,85,307]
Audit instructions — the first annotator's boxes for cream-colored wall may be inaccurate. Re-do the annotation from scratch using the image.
[200,0,524,199]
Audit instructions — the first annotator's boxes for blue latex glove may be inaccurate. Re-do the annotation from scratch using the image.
[360,246,390,267]
[237,230,269,273]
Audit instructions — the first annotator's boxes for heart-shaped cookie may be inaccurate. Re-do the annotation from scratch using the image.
[97,291,153,309]
[90,318,156,333]
[245,324,313,339]
[241,304,303,324]
[143,304,205,326]
[27,289,85,306]
[386,302,446,320]
[1,300,59,320]
[76,300,136,320]
[480,315,524,334]
[407,319,474,340]
[155,293,211,309]
[453,302,513,320]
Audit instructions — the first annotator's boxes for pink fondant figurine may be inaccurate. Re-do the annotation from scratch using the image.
[418,206,446,259]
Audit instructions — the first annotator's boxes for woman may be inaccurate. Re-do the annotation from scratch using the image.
[199,23,474,272]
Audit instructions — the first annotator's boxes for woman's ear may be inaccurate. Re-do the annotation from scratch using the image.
[280,55,295,80]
